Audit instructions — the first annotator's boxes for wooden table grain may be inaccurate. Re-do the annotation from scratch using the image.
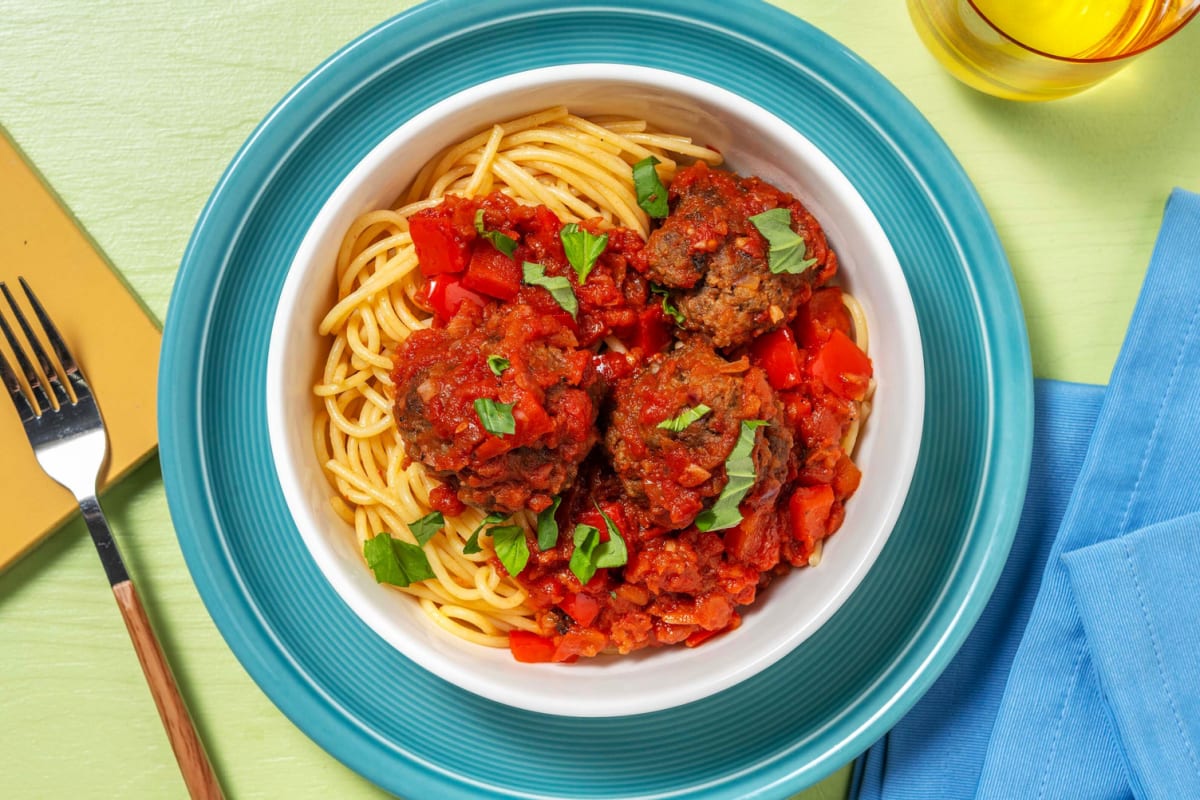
[1,1,1198,798]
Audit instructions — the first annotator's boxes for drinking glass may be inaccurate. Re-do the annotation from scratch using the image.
[908,0,1199,101]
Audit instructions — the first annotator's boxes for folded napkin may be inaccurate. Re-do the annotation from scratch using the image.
[852,188,1200,800]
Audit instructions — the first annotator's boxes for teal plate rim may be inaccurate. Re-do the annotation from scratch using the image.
[158,1,1034,798]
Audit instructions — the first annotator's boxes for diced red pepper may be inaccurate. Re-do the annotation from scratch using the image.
[831,453,862,500]
[578,501,628,543]
[461,241,522,301]
[552,629,606,661]
[559,592,600,627]
[723,512,782,571]
[512,393,553,440]
[423,273,486,323]
[788,484,835,546]
[684,628,721,648]
[794,287,852,349]
[812,329,872,401]
[508,630,557,663]
[749,326,804,390]
[533,205,566,248]
[684,614,741,648]
[409,214,471,277]
[626,305,672,355]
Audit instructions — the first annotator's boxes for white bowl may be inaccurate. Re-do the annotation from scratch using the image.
[266,64,924,717]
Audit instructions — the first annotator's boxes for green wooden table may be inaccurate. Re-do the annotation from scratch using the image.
[1,2,1198,798]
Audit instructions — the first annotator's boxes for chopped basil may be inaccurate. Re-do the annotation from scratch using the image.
[559,223,608,284]
[567,506,628,585]
[463,512,509,555]
[474,208,518,258]
[522,261,578,318]
[488,525,530,577]
[632,156,669,218]
[408,511,444,546]
[363,532,435,587]
[748,208,817,275]
[695,420,769,532]
[536,496,562,551]
[393,542,435,583]
[569,524,601,585]
[592,504,628,569]
[487,354,510,377]
[474,397,516,436]
[650,283,684,324]
[657,403,712,432]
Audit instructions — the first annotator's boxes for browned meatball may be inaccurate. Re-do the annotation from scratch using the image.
[392,303,601,514]
[605,340,791,531]
[643,161,837,349]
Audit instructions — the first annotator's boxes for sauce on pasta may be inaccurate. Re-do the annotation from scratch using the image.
[313,107,873,660]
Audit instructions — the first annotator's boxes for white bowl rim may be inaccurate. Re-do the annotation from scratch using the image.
[265,62,925,717]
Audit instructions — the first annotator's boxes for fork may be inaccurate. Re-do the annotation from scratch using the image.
[0,278,224,800]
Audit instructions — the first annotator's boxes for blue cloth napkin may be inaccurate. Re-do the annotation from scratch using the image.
[852,188,1200,800]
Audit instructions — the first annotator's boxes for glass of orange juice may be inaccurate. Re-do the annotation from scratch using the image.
[909,0,1199,101]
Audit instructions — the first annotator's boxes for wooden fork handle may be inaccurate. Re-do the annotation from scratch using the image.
[112,580,225,800]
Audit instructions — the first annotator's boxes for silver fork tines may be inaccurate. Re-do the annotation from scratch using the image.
[0,278,84,414]
[0,279,123,582]
[0,288,45,421]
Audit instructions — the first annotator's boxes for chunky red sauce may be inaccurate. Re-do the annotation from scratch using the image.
[643,160,837,349]
[392,164,872,662]
[411,192,654,348]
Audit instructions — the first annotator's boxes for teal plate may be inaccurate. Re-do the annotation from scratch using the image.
[159,1,1033,797]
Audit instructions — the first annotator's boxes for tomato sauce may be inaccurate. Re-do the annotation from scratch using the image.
[394,177,872,662]
[410,193,653,349]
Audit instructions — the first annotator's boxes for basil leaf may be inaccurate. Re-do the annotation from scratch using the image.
[363,533,407,585]
[522,261,578,318]
[632,156,669,218]
[592,504,628,569]
[363,532,434,587]
[569,524,601,585]
[559,223,608,284]
[486,354,510,376]
[489,525,530,577]
[567,507,628,586]
[650,283,684,324]
[695,420,769,532]
[536,496,562,551]
[474,208,518,258]
[393,540,436,583]
[408,511,445,546]
[657,403,712,432]
[748,208,818,275]
[474,397,516,436]
[463,512,508,555]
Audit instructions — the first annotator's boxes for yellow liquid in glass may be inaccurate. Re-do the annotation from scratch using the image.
[974,0,1157,58]
[908,0,1198,100]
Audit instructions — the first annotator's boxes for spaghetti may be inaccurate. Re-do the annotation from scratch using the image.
[313,106,872,654]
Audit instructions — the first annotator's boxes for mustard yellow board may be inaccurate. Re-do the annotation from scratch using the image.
[0,131,161,569]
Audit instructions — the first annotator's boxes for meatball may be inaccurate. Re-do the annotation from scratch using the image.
[605,340,791,531]
[392,302,600,514]
[643,161,837,349]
